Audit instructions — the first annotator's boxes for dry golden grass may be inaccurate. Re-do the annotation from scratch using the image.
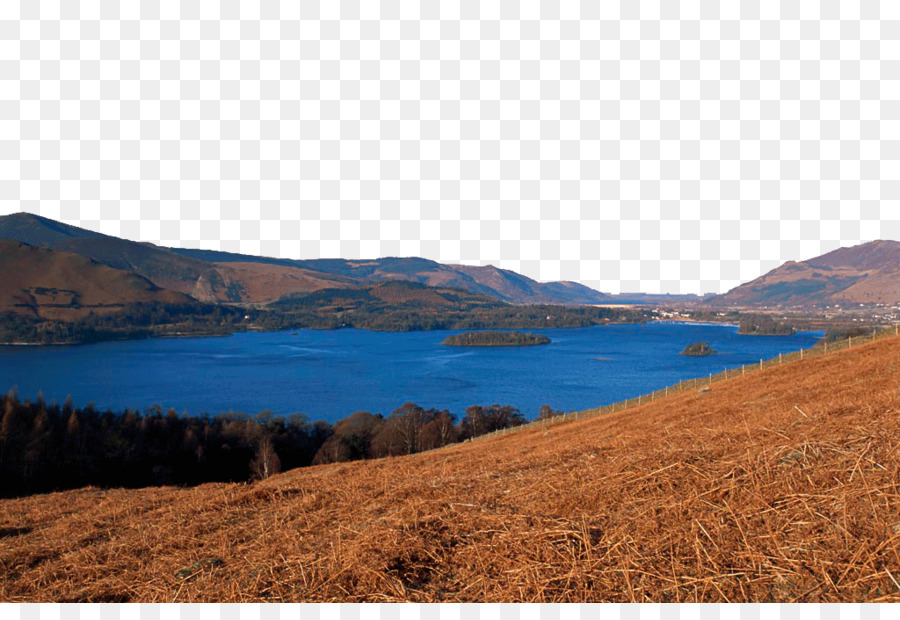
[4,334,900,602]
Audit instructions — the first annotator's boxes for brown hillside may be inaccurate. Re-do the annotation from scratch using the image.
[810,240,900,271]
[714,240,900,307]
[368,280,460,306]
[0,240,191,320]
[213,262,359,303]
[3,336,900,602]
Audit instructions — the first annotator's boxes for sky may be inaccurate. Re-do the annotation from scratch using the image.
[1,1,898,294]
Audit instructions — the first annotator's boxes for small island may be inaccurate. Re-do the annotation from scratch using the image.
[442,331,551,347]
[680,342,717,356]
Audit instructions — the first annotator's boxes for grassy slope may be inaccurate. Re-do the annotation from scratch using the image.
[3,336,900,602]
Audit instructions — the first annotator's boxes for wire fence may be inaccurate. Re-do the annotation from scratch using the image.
[477,323,900,441]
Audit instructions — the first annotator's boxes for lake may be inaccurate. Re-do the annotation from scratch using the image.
[0,322,822,423]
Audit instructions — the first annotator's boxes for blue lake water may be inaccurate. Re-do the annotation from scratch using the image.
[0,323,823,423]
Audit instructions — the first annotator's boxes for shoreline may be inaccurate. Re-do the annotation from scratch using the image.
[1,319,830,348]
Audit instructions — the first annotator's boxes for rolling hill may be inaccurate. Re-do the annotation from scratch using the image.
[2,331,899,601]
[0,240,192,321]
[712,240,900,307]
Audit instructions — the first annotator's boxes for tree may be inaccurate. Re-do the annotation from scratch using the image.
[0,399,11,471]
[313,411,383,464]
[461,404,525,439]
[461,405,485,439]
[386,403,430,455]
[538,404,563,420]
[250,437,281,481]
[24,407,54,491]
[421,409,457,450]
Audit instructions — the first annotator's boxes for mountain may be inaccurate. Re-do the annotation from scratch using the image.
[712,240,900,307]
[0,239,192,321]
[172,247,613,305]
[3,325,899,601]
[449,264,612,304]
[0,214,382,303]
[0,213,612,305]
[0,213,247,302]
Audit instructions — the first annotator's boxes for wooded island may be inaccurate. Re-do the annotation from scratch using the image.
[442,331,551,347]
[681,342,717,356]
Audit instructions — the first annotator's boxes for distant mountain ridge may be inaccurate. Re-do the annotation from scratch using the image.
[7,213,896,310]
[0,212,614,306]
[170,246,613,305]
[711,240,900,307]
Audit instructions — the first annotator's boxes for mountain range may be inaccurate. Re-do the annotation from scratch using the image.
[0,213,623,318]
[2,211,898,318]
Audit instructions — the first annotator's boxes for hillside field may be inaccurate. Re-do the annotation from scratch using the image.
[3,335,900,602]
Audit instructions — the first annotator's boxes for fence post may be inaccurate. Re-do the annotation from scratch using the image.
[760,359,763,370]
[800,349,803,360]
[824,341,827,354]
[779,352,782,364]
[849,336,852,349]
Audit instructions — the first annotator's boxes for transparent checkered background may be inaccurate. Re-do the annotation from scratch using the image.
[0,1,898,296]
[1,604,896,620]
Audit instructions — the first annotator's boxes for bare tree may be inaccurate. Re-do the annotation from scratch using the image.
[421,410,457,451]
[250,437,281,481]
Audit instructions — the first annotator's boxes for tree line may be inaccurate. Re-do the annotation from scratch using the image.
[0,390,543,498]
[1,297,651,345]
[737,314,796,335]
[0,302,246,345]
